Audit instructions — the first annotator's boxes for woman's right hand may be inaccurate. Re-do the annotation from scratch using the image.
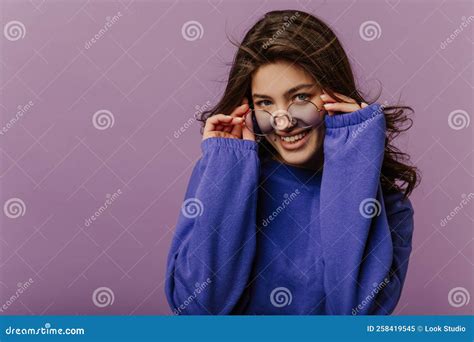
[202,102,255,141]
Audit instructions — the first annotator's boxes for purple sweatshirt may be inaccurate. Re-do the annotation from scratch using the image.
[165,103,414,315]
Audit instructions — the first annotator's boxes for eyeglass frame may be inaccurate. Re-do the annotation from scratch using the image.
[243,99,325,137]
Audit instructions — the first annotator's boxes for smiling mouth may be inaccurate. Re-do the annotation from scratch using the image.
[276,129,311,143]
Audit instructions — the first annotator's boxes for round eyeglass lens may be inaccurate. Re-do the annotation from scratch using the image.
[244,100,324,136]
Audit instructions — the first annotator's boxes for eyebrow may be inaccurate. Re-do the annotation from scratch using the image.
[252,83,316,100]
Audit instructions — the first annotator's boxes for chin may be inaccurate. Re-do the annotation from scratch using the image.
[280,151,315,166]
[268,128,323,168]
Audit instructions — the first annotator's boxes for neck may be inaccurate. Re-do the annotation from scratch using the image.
[273,148,324,172]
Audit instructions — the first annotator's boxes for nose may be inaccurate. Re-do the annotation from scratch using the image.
[270,109,294,131]
[271,109,298,132]
[286,116,297,129]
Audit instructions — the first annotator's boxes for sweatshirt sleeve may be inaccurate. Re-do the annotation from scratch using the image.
[165,137,259,315]
[320,103,415,315]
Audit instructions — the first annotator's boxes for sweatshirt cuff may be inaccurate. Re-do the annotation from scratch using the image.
[201,137,258,153]
[324,103,383,129]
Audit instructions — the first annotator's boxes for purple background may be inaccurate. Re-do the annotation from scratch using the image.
[0,0,472,315]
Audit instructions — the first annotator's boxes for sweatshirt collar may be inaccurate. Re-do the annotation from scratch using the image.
[262,158,322,185]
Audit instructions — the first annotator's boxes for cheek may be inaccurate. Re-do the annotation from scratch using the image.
[314,128,325,147]
[264,134,282,155]
[264,134,277,146]
[307,127,321,142]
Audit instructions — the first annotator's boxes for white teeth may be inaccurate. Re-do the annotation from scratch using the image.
[279,131,308,143]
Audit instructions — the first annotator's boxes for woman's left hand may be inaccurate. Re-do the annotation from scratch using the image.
[320,92,368,116]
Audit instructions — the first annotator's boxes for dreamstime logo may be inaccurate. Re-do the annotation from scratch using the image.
[352,278,390,315]
[181,198,204,218]
[359,198,381,218]
[440,193,474,227]
[448,287,470,308]
[261,189,300,227]
[359,21,382,41]
[3,198,26,219]
[440,16,474,49]
[270,287,292,308]
[173,278,212,315]
[0,278,34,313]
[92,109,115,130]
[92,287,115,308]
[4,322,85,335]
[0,101,34,136]
[262,12,300,49]
[448,109,470,130]
[174,100,212,139]
[84,189,122,228]
[84,12,123,50]
[4,20,26,41]
[181,21,204,41]
[351,102,387,140]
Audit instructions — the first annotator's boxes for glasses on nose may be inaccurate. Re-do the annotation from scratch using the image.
[243,100,325,136]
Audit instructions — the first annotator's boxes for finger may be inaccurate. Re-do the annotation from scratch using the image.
[229,102,250,136]
[334,92,357,103]
[207,114,233,124]
[204,114,234,132]
[230,120,243,137]
[230,101,248,137]
[208,131,238,139]
[204,114,232,132]
[319,93,337,104]
[361,102,369,108]
[221,116,241,134]
[236,97,254,140]
[242,125,255,141]
[239,97,249,111]
[218,132,238,139]
[320,92,357,104]
[230,103,250,118]
[242,112,255,141]
[223,117,245,134]
[323,102,361,113]
[319,93,336,116]
[318,96,335,116]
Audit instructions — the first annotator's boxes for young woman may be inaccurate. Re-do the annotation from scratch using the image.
[165,10,419,315]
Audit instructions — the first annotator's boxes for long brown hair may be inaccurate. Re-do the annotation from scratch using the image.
[199,10,419,197]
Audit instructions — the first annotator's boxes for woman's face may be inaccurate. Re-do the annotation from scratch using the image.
[251,60,326,169]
